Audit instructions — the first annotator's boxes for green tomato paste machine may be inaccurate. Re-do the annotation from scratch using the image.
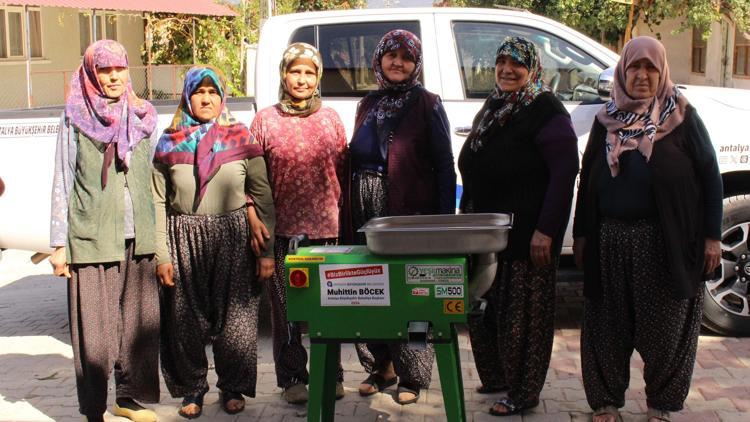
[284,213,512,421]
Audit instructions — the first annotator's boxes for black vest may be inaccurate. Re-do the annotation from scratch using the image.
[459,92,568,259]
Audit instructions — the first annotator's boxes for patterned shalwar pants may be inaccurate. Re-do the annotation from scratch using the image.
[581,219,703,412]
[160,208,261,398]
[68,240,160,416]
[352,170,435,390]
[467,258,558,408]
[269,235,344,388]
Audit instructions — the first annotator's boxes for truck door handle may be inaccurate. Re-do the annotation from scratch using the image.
[454,126,472,136]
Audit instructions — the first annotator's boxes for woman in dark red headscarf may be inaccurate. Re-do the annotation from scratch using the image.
[347,29,456,406]
[574,36,722,422]
[49,39,159,422]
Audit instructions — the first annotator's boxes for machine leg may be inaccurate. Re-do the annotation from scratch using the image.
[434,329,466,422]
[308,342,340,422]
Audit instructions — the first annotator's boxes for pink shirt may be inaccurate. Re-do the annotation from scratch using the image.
[250,105,348,239]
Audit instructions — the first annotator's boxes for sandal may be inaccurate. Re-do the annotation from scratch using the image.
[593,405,623,422]
[220,390,245,415]
[488,397,537,416]
[475,384,509,394]
[178,394,204,419]
[396,383,420,405]
[359,373,398,397]
[646,408,671,422]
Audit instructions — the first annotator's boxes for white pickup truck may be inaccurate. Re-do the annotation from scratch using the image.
[1,7,749,335]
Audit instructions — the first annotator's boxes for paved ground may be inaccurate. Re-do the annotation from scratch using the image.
[0,249,748,422]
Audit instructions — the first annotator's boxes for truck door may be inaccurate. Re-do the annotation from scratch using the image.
[435,16,610,249]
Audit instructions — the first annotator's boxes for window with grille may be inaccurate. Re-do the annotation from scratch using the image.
[79,12,118,55]
[691,27,706,74]
[0,7,43,59]
[734,27,750,77]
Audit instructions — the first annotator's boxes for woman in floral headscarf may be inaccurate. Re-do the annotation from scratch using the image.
[574,36,721,422]
[458,36,578,416]
[347,29,456,406]
[249,42,348,404]
[49,40,160,422]
[153,65,275,418]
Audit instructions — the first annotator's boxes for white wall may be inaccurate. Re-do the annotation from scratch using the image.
[0,7,146,110]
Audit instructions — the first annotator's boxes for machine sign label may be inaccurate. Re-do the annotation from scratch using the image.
[405,264,463,284]
[287,256,325,263]
[435,285,464,298]
[443,300,464,314]
[319,264,390,306]
[411,287,430,296]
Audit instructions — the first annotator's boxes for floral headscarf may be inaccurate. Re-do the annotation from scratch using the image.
[468,36,548,152]
[364,29,424,150]
[597,36,688,177]
[154,66,262,207]
[65,40,157,187]
[278,42,323,117]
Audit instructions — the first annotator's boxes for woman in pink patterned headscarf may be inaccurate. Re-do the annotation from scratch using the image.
[49,39,160,422]
[574,36,722,422]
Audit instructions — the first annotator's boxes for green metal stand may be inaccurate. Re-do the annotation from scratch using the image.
[307,342,340,422]
[435,326,466,422]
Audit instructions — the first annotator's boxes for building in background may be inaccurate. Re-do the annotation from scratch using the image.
[635,15,750,89]
[0,0,236,109]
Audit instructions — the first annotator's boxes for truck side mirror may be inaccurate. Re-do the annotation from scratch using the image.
[597,66,615,100]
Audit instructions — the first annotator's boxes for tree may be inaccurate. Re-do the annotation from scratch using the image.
[636,1,750,38]
[449,1,750,46]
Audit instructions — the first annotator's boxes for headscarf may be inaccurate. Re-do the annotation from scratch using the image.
[364,29,424,152]
[278,42,323,117]
[154,65,262,206]
[65,40,157,188]
[468,36,548,152]
[597,36,688,176]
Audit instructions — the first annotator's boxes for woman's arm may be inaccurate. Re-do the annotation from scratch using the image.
[572,119,604,269]
[534,113,579,239]
[685,109,723,240]
[685,108,723,275]
[49,113,76,278]
[152,163,175,286]
[50,113,76,248]
[428,99,457,214]
[246,156,276,258]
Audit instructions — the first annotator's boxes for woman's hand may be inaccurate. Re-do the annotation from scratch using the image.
[247,206,270,256]
[573,237,586,270]
[156,263,175,287]
[704,238,721,277]
[530,230,552,268]
[49,246,71,278]
[257,257,274,281]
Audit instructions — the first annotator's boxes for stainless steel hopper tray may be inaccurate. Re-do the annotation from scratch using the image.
[358,213,512,255]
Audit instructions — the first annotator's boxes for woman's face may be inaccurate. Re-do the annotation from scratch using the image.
[284,58,318,101]
[495,55,530,93]
[189,78,222,123]
[625,58,660,99]
[96,66,129,99]
[380,48,416,84]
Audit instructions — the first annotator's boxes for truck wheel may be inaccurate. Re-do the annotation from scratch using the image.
[703,195,750,336]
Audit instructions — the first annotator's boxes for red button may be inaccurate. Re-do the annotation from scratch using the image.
[289,269,308,288]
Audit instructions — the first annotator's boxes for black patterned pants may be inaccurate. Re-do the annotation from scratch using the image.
[351,170,435,389]
[581,219,703,412]
[467,258,557,407]
[68,241,160,416]
[160,208,261,398]
[270,235,343,388]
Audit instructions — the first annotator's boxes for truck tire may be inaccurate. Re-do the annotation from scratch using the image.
[703,195,750,336]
